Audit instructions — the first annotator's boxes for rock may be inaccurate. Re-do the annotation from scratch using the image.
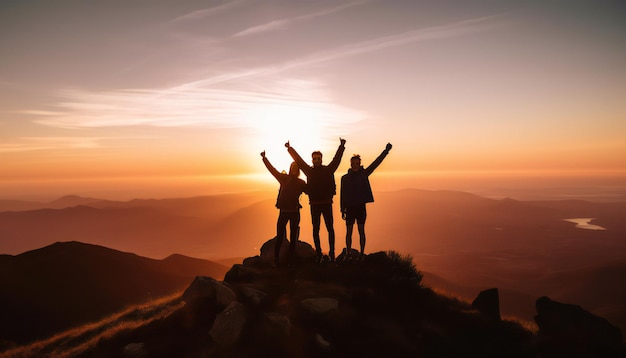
[293,240,317,263]
[240,286,267,306]
[224,264,262,283]
[260,236,290,265]
[534,296,624,357]
[472,288,501,321]
[315,333,331,350]
[366,251,389,264]
[122,342,147,358]
[301,298,339,315]
[243,255,262,266]
[262,312,291,338]
[336,248,361,262]
[259,236,317,265]
[209,301,248,347]
[181,276,236,308]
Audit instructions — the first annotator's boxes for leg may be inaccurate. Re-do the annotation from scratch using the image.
[275,212,289,266]
[310,205,322,256]
[346,221,354,253]
[289,211,300,256]
[321,205,335,260]
[357,223,366,255]
[357,205,367,256]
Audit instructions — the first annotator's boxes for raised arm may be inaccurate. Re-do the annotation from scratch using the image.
[285,141,312,176]
[261,151,282,181]
[364,143,392,175]
[327,137,347,172]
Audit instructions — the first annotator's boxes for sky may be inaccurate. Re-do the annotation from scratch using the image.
[1,0,625,200]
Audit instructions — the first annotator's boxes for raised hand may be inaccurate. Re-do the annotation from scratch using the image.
[340,137,346,146]
[260,150,266,158]
[386,143,392,151]
[284,141,290,148]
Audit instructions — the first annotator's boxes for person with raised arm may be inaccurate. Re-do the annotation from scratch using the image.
[261,151,307,267]
[340,143,392,258]
[285,138,346,262]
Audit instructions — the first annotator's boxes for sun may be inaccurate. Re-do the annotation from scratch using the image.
[253,104,331,173]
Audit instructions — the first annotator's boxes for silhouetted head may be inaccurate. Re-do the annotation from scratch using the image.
[350,154,361,171]
[289,162,300,177]
[311,151,323,167]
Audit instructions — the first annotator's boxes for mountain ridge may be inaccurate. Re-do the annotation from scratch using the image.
[0,241,229,347]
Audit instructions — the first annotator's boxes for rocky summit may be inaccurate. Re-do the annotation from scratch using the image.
[6,238,624,358]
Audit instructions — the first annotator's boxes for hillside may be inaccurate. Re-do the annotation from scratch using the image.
[0,242,229,348]
[3,244,623,358]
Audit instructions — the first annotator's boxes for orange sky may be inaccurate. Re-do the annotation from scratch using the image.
[1,1,625,200]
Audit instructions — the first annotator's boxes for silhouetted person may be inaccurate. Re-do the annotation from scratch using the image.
[286,138,346,262]
[261,151,307,267]
[340,143,392,257]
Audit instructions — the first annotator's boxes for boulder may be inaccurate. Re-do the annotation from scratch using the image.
[260,236,290,265]
[242,255,262,266]
[301,297,339,315]
[259,236,316,265]
[315,333,331,350]
[534,296,624,357]
[240,286,267,306]
[262,312,291,338]
[181,276,236,308]
[122,342,147,358]
[336,248,361,262]
[209,301,248,347]
[224,264,258,283]
[472,288,501,321]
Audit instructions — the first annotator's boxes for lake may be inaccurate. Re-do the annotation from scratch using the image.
[563,218,607,231]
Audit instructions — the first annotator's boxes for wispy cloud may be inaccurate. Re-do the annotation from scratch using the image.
[0,143,51,153]
[167,0,246,24]
[280,14,505,68]
[32,80,364,130]
[29,15,502,132]
[171,14,504,91]
[233,0,368,37]
[0,137,113,153]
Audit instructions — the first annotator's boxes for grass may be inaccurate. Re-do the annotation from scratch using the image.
[0,292,183,358]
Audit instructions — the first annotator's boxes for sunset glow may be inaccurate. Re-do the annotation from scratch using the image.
[1,1,625,200]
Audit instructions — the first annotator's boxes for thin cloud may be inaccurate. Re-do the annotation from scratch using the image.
[33,81,365,130]
[0,137,111,153]
[30,15,502,131]
[167,0,246,24]
[281,14,506,69]
[233,0,368,37]
[0,143,51,153]
[175,14,505,91]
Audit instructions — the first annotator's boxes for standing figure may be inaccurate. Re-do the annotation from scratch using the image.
[261,151,307,267]
[286,138,346,262]
[340,143,392,257]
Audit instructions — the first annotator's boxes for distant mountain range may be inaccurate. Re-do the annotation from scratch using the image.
[1,190,624,341]
[0,192,275,259]
[0,241,229,346]
[0,195,112,212]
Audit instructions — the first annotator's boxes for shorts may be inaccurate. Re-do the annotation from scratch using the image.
[345,204,367,225]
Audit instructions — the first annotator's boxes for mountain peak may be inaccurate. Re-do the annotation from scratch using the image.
[46,195,103,208]
[3,240,623,357]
